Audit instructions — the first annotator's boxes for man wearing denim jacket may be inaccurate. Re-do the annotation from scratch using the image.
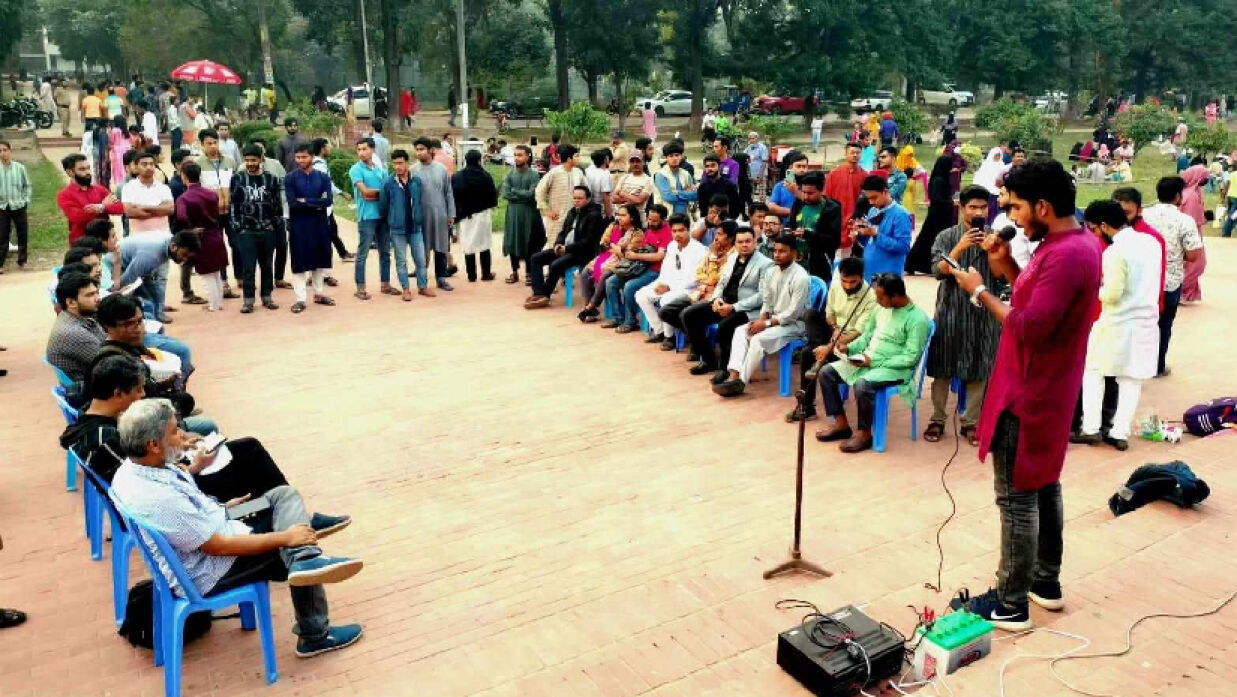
[381,149,429,301]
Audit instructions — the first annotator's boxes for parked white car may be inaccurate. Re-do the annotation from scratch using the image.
[850,90,894,114]
[634,90,704,116]
[328,85,373,118]
[1034,91,1069,112]
[919,84,974,107]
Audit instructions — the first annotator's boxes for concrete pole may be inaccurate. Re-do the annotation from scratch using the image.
[455,0,469,137]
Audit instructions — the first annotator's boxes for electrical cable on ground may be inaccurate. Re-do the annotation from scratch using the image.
[926,408,961,593]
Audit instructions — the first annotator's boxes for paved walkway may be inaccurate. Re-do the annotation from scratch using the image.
[1,226,1235,697]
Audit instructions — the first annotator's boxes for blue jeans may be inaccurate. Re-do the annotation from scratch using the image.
[605,269,658,327]
[355,218,391,286]
[183,415,218,436]
[391,229,428,290]
[145,332,194,380]
[136,260,170,319]
[1222,198,1237,237]
[811,129,821,150]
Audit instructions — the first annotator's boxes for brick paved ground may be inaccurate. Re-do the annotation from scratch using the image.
[1,223,1234,697]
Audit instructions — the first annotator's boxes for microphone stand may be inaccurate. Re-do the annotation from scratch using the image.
[763,383,831,580]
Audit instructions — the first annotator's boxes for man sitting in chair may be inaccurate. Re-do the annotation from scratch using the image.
[713,235,811,397]
[110,398,365,658]
[814,273,931,453]
[635,213,709,349]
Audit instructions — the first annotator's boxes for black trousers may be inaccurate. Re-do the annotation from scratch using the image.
[798,308,837,414]
[1071,377,1117,434]
[329,214,348,258]
[192,437,289,504]
[433,250,450,282]
[658,296,693,331]
[0,206,28,267]
[681,301,749,369]
[274,220,289,281]
[464,250,492,280]
[524,217,548,276]
[235,229,276,301]
[529,249,587,297]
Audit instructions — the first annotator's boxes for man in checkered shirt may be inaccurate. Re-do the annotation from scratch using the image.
[110,398,365,658]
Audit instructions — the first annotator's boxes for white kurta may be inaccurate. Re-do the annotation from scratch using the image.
[457,210,493,254]
[1086,228,1161,379]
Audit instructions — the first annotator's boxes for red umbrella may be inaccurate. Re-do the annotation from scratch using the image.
[170,60,242,85]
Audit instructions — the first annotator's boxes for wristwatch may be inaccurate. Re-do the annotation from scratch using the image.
[970,284,988,307]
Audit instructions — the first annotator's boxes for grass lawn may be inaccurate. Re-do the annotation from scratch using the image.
[18,158,71,268]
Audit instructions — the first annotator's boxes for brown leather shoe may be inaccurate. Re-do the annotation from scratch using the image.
[814,425,853,442]
[418,288,437,297]
[839,434,873,453]
[524,296,550,309]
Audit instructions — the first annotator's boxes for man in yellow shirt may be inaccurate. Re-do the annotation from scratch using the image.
[81,82,104,130]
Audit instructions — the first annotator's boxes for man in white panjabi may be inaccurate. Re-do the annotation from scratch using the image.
[1077,201,1161,451]
[712,234,811,398]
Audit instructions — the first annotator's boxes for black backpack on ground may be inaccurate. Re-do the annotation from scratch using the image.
[117,580,214,649]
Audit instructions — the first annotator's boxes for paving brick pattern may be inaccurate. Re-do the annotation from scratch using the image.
[1,225,1234,697]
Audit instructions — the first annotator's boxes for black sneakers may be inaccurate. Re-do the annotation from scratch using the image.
[950,588,1032,631]
[1028,580,1065,611]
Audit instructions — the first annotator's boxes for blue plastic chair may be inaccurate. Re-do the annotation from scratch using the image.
[72,449,136,626]
[52,386,81,491]
[113,497,278,697]
[777,276,830,397]
[43,354,75,389]
[951,377,966,414]
[838,320,936,452]
[563,266,581,308]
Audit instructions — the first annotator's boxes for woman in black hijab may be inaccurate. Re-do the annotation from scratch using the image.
[451,150,500,281]
[904,154,957,274]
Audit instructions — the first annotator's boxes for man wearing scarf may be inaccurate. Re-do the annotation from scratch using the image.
[451,151,499,282]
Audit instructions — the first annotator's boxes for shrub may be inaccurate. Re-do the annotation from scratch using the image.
[1112,104,1178,153]
[545,101,610,146]
[747,114,799,146]
[231,121,275,147]
[282,99,342,138]
[1186,122,1235,158]
[889,100,930,142]
[975,98,1053,154]
[326,150,356,196]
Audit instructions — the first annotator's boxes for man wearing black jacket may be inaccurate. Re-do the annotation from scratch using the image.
[230,145,285,312]
[697,155,743,220]
[525,185,604,309]
[787,170,842,283]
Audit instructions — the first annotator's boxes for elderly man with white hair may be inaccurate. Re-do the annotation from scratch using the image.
[109,398,365,658]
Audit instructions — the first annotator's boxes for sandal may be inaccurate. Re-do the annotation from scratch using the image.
[324,276,340,287]
[381,286,402,296]
[291,302,306,314]
[402,289,413,302]
[923,422,945,442]
[505,273,519,284]
[314,295,336,306]
[275,280,293,289]
[354,290,371,301]
[961,425,980,447]
[182,295,207,305]
[262,300,280,310]
[240,303,254,314]
[0,608,27,628]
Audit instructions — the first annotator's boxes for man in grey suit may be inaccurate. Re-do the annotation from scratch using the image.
[681,223,774,378]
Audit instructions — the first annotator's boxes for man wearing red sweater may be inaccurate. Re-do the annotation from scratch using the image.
[824,142,867,251]
[57,154,125,245]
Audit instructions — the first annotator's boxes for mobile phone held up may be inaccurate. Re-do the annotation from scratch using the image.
[969,216,986,232]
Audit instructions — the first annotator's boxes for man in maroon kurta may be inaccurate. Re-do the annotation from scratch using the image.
[950,159,1102,630]
[823,142,867,250]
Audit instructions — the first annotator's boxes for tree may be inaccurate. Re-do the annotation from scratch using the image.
[1187,122,1235,159]
[42,0,128,74]
[0,0,27,65]
[667,0,721,130]
[545,0,570,109]
[560,0,661,127]
[1112,104,1177,152]
[947,0,1069,97]
[545,101,610,144]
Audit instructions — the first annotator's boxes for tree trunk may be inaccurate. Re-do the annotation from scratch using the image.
[689,33,704,131]
[547,0,569,110]
[586,73,599,106]
[381,0,399,130]
[993,78,1005,100]
[905,80,915,103]
[615,75,627,133]
[352,0,368,81]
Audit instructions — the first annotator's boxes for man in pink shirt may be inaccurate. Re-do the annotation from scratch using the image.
[824,142,867,250]
[950,159,1102,631]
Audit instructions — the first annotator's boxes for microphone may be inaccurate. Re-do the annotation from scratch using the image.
[997,225,1018,241]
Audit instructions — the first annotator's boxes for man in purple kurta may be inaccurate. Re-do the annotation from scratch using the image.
[949,159,1102,631]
